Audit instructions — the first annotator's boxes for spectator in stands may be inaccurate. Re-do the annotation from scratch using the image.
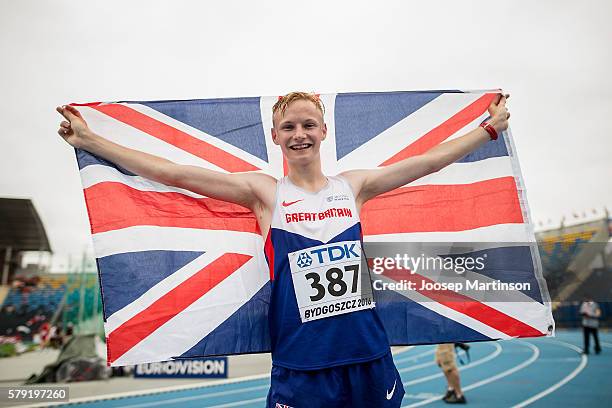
[580,297,602,355]
[12,277,23,290]
[38,322,50,347]
[63,323,75,345]
[435,344,466,404]
[46,325,57,348]
[50,326,64,349]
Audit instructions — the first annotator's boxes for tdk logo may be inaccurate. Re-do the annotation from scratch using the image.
[290,241,361,270]
[296,252,313,268]
[309,243,359,264]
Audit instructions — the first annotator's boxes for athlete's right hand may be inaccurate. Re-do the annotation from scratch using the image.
[56,105,92,149]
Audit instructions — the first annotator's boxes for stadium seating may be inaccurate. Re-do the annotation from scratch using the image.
[539,229,598,273]
[2,275,67,314]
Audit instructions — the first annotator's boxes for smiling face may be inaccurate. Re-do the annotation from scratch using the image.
[271,98,327,167]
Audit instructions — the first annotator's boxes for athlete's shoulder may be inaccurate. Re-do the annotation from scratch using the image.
[335,170,366,198]
[244,171,277,185]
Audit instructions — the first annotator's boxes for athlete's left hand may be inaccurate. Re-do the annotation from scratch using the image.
[487,93,510,133]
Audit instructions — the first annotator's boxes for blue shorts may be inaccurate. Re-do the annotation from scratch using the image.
[266,352,405,408]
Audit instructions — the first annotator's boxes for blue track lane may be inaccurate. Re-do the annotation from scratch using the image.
[58,329,611,407]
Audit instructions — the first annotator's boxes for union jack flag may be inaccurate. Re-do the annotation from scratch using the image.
[74,90,554,366]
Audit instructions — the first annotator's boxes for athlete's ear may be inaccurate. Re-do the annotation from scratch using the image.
[321,123,327,141]
[271,127,280,145]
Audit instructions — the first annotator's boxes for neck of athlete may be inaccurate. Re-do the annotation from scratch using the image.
[286,156,327,193]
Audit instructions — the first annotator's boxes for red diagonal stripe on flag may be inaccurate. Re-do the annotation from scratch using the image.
[84,182,258,234]
[379,267,544,337]
[361,176,523,235]
[92,104,260,173]
[381,93,497,166]
[107,252,253,364]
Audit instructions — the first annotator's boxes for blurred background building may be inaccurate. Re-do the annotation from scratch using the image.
[536,209,611,328]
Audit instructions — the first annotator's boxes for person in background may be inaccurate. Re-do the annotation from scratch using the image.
[580,297,602,355]
[435,344,466,404]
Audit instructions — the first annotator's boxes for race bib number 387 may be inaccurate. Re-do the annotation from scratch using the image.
[288,240,375,323]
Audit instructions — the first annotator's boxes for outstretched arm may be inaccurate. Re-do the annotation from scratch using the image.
[56,105,276,211]
[341,94,510,207]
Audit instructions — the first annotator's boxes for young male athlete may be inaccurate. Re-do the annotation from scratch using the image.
[57,91,509,407]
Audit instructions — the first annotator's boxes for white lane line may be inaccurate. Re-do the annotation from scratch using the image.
[55,347,413,408]
[122,346,414,408]
[394,348,436,364]
[398,360,436,373]
[601,341,612,348]
[208,396,267,407]
[117,384,270,408]
[511,340,588,408]
[403,342,502,387]
[393,346,415,356]
[197,344,485,408]
[40,348,413,408]
[462,341,539,390]
[398,342,501,374]
[29,373,272,407]
[402,340,538,407]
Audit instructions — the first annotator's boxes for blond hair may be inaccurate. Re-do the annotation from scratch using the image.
[272,92,325,124]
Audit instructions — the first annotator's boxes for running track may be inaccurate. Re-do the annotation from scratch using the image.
[53,330,611,407]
